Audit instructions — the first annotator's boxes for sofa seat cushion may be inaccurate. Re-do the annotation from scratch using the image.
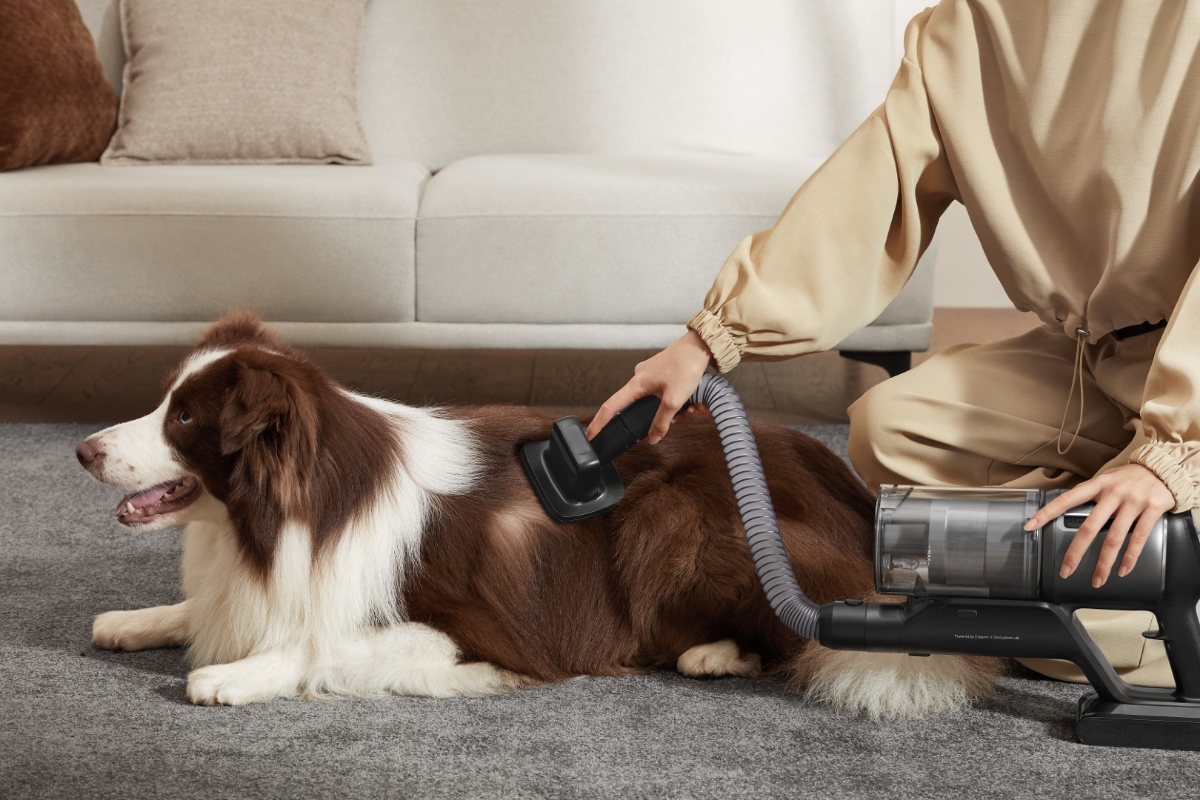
[416,153,933,331]
[0,161,428,323]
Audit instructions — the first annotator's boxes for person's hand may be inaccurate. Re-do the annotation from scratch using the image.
[586,329,713,444]
[1023,463,1176,587]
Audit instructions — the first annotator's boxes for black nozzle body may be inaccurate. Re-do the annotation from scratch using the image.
[818,600,905,651]
[589,395,661,463]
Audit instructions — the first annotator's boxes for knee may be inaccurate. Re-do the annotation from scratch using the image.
[847,378,915,491]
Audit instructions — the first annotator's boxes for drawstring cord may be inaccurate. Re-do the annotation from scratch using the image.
[1056,326,1089,455]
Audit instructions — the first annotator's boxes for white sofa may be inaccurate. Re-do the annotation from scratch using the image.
[0,0,934,374]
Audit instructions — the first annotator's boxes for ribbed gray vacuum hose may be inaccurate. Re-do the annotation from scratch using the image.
[689,372,821,640]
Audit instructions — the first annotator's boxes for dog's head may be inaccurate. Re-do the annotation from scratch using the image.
[76,313,320,534]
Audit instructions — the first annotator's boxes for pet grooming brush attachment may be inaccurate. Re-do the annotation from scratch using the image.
[520,395,661,524]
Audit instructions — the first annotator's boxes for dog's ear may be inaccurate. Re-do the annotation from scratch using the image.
[218,353,318,462]
[214,352,320,577]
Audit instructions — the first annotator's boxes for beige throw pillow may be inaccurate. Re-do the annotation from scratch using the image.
[102,0,372,165]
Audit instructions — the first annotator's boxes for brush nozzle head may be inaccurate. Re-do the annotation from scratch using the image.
[520,416,625,524]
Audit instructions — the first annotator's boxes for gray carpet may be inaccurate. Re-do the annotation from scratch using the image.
[3,422,1199,800]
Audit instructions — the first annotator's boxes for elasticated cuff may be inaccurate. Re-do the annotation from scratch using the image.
[1128,442,1197,512]
[686,308,742,374]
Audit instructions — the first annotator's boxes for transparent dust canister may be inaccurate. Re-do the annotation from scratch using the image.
[874,485,1043,599]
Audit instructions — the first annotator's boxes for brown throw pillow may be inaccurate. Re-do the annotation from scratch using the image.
[102,0,372,165]
[0,0,118,171]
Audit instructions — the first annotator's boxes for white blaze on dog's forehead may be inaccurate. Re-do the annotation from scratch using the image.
[171,348,234,394]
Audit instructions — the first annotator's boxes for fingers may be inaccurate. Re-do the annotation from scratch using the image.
[1025,480,1102,532]
[586,330,712,444]
[586,382,646,439]
[1059,495,1119,580]
[1023,465,1176,586]
[1091,504,1139,587]
[647,406,675,444]
[587,383,692,444]
[648,389,694,444]
[1118,512,1162,578]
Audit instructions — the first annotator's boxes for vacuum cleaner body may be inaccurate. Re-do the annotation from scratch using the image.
[520,374,1200,750]
[822,486,1200,749]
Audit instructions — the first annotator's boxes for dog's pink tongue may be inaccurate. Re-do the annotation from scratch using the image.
[114,482,172,518]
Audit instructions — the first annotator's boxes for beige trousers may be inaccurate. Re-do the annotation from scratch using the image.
[847,323,1174,687]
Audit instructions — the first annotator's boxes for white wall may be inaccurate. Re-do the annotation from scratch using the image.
[894,1,1010,308]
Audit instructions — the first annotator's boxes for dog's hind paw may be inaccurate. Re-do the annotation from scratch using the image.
[677,639,762,679]
[409,662,524,698]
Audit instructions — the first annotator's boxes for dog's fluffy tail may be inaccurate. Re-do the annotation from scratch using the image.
[785,640,1002,720]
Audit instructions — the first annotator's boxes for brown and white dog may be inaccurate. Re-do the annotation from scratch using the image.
[77,313,998,716]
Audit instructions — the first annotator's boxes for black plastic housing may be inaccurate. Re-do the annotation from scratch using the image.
[1077,694,1200,750]
[824,509,1200,749]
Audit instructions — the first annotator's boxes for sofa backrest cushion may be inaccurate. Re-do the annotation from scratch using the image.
[76,0,905,169]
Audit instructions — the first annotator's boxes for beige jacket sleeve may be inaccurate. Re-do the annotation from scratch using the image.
[687,9,957,373]
[1128,266,1200,511]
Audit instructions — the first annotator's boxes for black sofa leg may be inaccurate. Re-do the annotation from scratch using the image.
[839,350,911,377]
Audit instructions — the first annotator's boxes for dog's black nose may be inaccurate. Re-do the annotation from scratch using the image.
[76,439,102,467]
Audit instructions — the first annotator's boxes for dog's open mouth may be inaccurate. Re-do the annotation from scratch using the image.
[114,477,201,526]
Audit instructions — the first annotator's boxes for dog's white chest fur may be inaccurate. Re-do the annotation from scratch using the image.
[181,401,477,669]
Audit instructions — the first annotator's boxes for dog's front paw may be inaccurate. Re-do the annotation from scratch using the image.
[93,609,155,651]
[92,604,189,651]
[186,664,266,707]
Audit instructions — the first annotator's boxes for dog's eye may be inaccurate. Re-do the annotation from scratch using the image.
[178,410,192,424]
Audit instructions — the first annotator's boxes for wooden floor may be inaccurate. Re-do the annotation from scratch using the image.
[0,309,1041,424]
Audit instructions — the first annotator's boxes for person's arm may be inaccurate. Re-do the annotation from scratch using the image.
[689,8,957,373]
[590,8,954,441]
[1126,266,1200,515]
[1026,263,1200,587]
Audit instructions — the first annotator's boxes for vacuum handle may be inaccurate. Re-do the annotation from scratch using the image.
[1157,512,1200,701]
[591,395,662,463]
[1158,598,1200,701]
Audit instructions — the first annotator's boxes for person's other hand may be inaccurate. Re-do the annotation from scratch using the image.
[1023,463,1175,587]
[586,329,713,444]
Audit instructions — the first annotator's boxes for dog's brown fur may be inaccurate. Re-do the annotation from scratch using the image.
[405,403,883,684]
